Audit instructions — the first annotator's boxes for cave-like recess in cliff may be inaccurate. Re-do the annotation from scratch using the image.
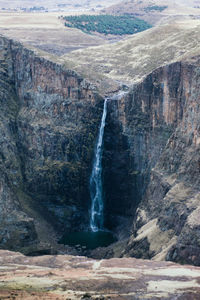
[58,98,120,251]
[58,96,137,251]
[102,99,139,231]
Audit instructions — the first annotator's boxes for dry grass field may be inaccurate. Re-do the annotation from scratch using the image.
[61,18,200,94]
[1,1,200,91]
[0,0,119,11]
[103,0,200,25]
[0,12,109,55]
[1,0,199,57]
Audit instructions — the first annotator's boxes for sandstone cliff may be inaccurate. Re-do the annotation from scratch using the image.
[1,32,200,267]
[109,57,200,265]
[0,35,103,254]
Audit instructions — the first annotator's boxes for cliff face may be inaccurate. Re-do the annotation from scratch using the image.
[1,34,200,265]
[109,58,200,265]
[0,38,37,251]
[0,36,103,253]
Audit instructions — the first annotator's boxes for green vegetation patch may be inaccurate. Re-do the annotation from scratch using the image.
[144,5,168,12]
[62,14,152,35]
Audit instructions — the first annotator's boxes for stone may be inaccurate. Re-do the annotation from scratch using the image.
[0,35,103,253]
[0,250,199,299]
[1,33,200,266]
[111,58,200,265]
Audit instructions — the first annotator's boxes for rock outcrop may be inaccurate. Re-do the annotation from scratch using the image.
[0,35,103,254]
[0,250,200,299]
[1,31,200,267]
[108,57,200,265]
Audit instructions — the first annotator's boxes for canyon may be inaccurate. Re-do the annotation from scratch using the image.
[1,13,200,298]
[1,30,200,264]
[0,35,104,255]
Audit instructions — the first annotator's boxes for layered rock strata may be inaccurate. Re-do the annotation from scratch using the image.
[108,58,200,265]
[0,35,103,253]
[1,32,200,267]
[0,250,200,299]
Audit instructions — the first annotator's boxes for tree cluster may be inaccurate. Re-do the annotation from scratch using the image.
[62,14,152,35]
[144,6,168,12]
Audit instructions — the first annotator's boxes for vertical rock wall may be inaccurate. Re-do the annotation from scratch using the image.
[0,36,104,253]
[1,33,200,265]
[114,57,200,265]
[105,63,184,228]
[0,37,37,251]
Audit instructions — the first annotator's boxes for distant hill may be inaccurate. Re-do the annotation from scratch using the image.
[0,0,119,12]
[102,0,200,25]
[61,18,200,93]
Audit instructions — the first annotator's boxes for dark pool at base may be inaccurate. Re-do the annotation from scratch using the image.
[59,231,117,250]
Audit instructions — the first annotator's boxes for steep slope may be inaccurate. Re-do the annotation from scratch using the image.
[62,19,200,94]
[0,39,37,251]
[103,0,200,25]
[107,56,200,265]
[2,17,200,266]
[0,35,104,254]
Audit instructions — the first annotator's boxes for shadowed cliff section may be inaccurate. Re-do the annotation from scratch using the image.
[1,32,200,266]
[102,63,181,237]
[0,35,104,254]
[103,101,137,232]
[117,57,200,265]
[0,37,37,251]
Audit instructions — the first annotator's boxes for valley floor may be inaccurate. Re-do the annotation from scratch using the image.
[0,250,200,299]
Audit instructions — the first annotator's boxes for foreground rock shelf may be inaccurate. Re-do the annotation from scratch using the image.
[0,250,200,299]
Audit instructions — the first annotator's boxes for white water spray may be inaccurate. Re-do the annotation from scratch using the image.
[90,98,108,232]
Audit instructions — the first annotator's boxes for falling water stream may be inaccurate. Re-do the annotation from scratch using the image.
[59,98,117,250]
[60,93,128,249]
[90,98,108,232]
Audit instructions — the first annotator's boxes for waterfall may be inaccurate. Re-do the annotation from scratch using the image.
[90,98,108,232]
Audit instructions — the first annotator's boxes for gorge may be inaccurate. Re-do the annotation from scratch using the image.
[59,97,117,250]
[0,31,200,268]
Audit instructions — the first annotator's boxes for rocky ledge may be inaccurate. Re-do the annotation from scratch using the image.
[0,250,200,299]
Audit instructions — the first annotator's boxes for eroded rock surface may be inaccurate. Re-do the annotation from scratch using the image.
[1,29,200,267]
[0,250,200,299]
[0,35,103,254]
[108,57,200,265]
